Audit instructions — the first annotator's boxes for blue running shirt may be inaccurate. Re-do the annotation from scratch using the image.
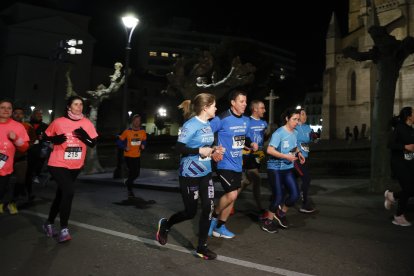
[247,116,268,150]
[295,123,312,158]
[210,109,251,172]
[267,126,298,170]
[178,116,214,177]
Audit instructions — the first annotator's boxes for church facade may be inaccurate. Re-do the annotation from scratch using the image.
[322,0,414,140]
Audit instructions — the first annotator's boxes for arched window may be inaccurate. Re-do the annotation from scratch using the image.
[350,71,356,101]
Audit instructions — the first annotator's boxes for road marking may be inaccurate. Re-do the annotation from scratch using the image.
[23,210,314,276]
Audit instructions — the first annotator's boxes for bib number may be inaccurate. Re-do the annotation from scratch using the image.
[300,143,310,153]
[64,147,82,160]
[232,135,245,149]
[131,139,141,146]
[404,152,414,161]
[0,153,8,169]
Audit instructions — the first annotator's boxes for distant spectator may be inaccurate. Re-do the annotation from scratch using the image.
[345,126,351,141]
[353,125,359,141]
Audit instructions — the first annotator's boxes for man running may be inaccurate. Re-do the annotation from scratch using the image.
[209,89,258,239]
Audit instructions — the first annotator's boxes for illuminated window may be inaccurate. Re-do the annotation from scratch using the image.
[149,51,157,57]
[161,52,169,57]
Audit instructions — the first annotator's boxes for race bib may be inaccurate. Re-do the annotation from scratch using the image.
[232,135,245,149]
[64,147,82,160]
[0,153,9,169]
[131,138,141,146]
[404,151,414,161]
[300,143,310,152]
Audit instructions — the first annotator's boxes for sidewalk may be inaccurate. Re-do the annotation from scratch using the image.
[78,168,375,205]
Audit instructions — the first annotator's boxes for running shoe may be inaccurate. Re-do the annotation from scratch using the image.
[58,228,72,243]
[7,202,18,215]
[156,218,169,245]
[195,245,217,260]
[260,219,278,233]
[274,208,288,229]
[33,176,40,184]
[43,223,57,237]
[299,204,316,214]
[208,218,217,237]
[392,215,411,227]
[212,225,235,239]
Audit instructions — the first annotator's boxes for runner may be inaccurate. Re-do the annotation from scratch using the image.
[156,93,222,260]
[0,99,29,215]
[241,100,268,218]
[261,108,303,233]
[42,96,98,242]
[208,89,258,239]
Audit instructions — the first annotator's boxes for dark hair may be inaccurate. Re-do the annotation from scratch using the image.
[0,98,13,105]
[249,100,263,112]
[66,96,84,112]
[280,108,300,125]
[228,88,247,103]
[13,107,25,112]
[391,106,412,127]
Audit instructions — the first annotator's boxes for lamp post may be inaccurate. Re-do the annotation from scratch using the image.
[120,15,139,129]
[113,14,139,179]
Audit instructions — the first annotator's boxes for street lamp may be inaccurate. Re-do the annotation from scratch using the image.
[113,14,139,179]
[120,15,139,129]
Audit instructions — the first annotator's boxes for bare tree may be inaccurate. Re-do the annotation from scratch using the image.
[343,1,414,191]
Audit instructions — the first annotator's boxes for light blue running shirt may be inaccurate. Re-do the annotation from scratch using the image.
[267,126,298,170]
[295,123,312,158]
[210,109,251,172]
[178,116,214,177]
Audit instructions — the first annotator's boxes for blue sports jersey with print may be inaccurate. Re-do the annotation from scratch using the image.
[178,116,214,177]
[295,123,312,158]
[267,126,298,170]
[247,116,268,150]
[210,109,251,172]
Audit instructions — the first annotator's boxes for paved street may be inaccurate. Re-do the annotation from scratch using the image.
[1,169,413,276]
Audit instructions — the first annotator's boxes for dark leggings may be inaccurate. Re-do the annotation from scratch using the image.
[294,160,311,204]
[0,175,11,204]
[391,160,414,216]
[47,166,80,228]
[125,157,141,191]
[166,174,214,247]
[267,169,299,213]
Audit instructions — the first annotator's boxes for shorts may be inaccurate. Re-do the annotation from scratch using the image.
[216,169,242,193]
[243,154,260,170]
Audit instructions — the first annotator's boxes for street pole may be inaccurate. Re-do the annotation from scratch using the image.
[113,15,139,179]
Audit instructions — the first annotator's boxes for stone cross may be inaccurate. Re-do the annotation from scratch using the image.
[264,89,279,126]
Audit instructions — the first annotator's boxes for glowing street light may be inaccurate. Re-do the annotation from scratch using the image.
[296,105,302,110]
[30,105,35,112]
[158,107,167,117]
[128,110,132,117]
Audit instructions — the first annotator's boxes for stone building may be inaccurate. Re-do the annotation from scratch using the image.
[322,0,414,140]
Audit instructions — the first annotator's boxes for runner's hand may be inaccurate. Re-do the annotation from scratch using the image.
[49,134,67,145]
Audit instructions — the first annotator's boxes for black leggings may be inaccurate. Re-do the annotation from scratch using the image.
[47,166,80,228]
[0,175,11,204]
[167,174,214,246]
[294,160,311,205]
[391,160,414,216]
[125,157,141,191]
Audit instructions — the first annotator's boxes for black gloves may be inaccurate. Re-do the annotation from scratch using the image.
[73,127,97,148]
[48,134,67,145]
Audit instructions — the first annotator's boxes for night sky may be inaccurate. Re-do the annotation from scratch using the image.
[1,0,349,88]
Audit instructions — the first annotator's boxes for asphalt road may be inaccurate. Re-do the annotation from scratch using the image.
[1,177,413,276]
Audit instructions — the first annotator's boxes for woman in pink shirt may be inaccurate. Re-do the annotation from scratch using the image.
[42,96,98,243]
[0,99,29,214]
